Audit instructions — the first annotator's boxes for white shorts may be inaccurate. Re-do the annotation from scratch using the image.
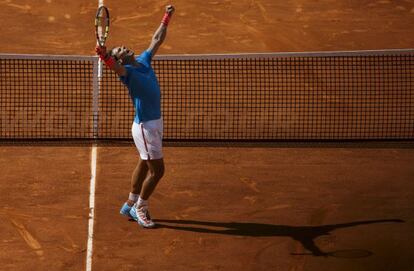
[132,118,163,160]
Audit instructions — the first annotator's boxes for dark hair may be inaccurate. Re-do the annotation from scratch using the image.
[108,48,119,61]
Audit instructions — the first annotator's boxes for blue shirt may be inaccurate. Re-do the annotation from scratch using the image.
[119,50,161,123]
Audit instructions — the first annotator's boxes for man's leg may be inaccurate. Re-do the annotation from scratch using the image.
[128,157,149,205]
[140,158,165,200]
[131,158,164,228]
[120,157,149,218]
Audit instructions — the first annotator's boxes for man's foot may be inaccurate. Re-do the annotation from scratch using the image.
[130,204,156,228]
[120,202,136,220]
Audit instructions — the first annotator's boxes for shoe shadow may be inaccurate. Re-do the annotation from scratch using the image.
[153,218,404,257]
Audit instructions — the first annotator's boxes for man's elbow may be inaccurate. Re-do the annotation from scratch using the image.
[152,37,161,44]
[152,38,164,48]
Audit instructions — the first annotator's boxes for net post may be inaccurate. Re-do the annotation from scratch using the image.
[92,56,101,139]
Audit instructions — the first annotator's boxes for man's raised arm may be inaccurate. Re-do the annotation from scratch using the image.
[147,5,175,57]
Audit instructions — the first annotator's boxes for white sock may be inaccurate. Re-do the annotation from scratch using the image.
[128,192,139,203]
[137,197,148,208]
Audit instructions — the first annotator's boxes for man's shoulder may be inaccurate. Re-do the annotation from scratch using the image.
[136,50,153,67]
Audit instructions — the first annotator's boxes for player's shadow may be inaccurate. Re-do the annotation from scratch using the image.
[153,218,404,257]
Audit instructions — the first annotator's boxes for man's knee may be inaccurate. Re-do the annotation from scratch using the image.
[157,166,165,180]
[148,160,164,180]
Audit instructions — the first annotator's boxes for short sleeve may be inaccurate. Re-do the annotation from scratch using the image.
[136,50,152,68]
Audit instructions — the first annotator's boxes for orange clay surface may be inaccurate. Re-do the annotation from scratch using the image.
[0,0,413,55]
[1,145,414,270]
[1,0,414,270]
[0,146,90,270]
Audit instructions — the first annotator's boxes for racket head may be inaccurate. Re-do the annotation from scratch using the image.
[95,6,110,47]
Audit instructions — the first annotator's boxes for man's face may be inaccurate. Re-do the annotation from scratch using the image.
[110,46,135,64]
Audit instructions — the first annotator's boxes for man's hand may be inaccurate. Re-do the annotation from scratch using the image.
[95,45,108,60]
[95,44,126,76]
[162,5,175,26]
[166,5,175,16]
[95,44,117,71]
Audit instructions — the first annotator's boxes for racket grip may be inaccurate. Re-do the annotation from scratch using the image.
[161,13,171,26]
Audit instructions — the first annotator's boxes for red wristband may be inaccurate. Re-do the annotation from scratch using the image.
[103,56,116,69]
[161,13,171,26]
[98,53,107,61]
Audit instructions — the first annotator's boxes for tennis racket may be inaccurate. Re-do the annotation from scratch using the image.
[95,6,110,47]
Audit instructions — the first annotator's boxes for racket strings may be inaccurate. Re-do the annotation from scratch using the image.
[95,6,109,46]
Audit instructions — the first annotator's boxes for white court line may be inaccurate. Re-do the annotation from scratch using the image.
[86,144,98,271]
[86,0,102,267]
[86,0,103,270]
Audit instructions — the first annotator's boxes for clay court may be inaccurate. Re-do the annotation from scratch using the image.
[1,0,414,271]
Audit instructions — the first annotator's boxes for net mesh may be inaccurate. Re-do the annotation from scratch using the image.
[0,58,93,139]
[1,51,413,141]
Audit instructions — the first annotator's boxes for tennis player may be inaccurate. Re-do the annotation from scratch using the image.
[95,5,175,228]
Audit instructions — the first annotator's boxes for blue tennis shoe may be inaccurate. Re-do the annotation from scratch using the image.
[120,202,136,220]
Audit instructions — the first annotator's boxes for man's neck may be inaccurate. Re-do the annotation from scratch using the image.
[123,58,140,67]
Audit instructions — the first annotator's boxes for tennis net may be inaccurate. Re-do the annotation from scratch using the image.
[1,49,413,141]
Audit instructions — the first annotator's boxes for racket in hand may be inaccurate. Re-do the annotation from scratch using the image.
[95,6,110,47]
